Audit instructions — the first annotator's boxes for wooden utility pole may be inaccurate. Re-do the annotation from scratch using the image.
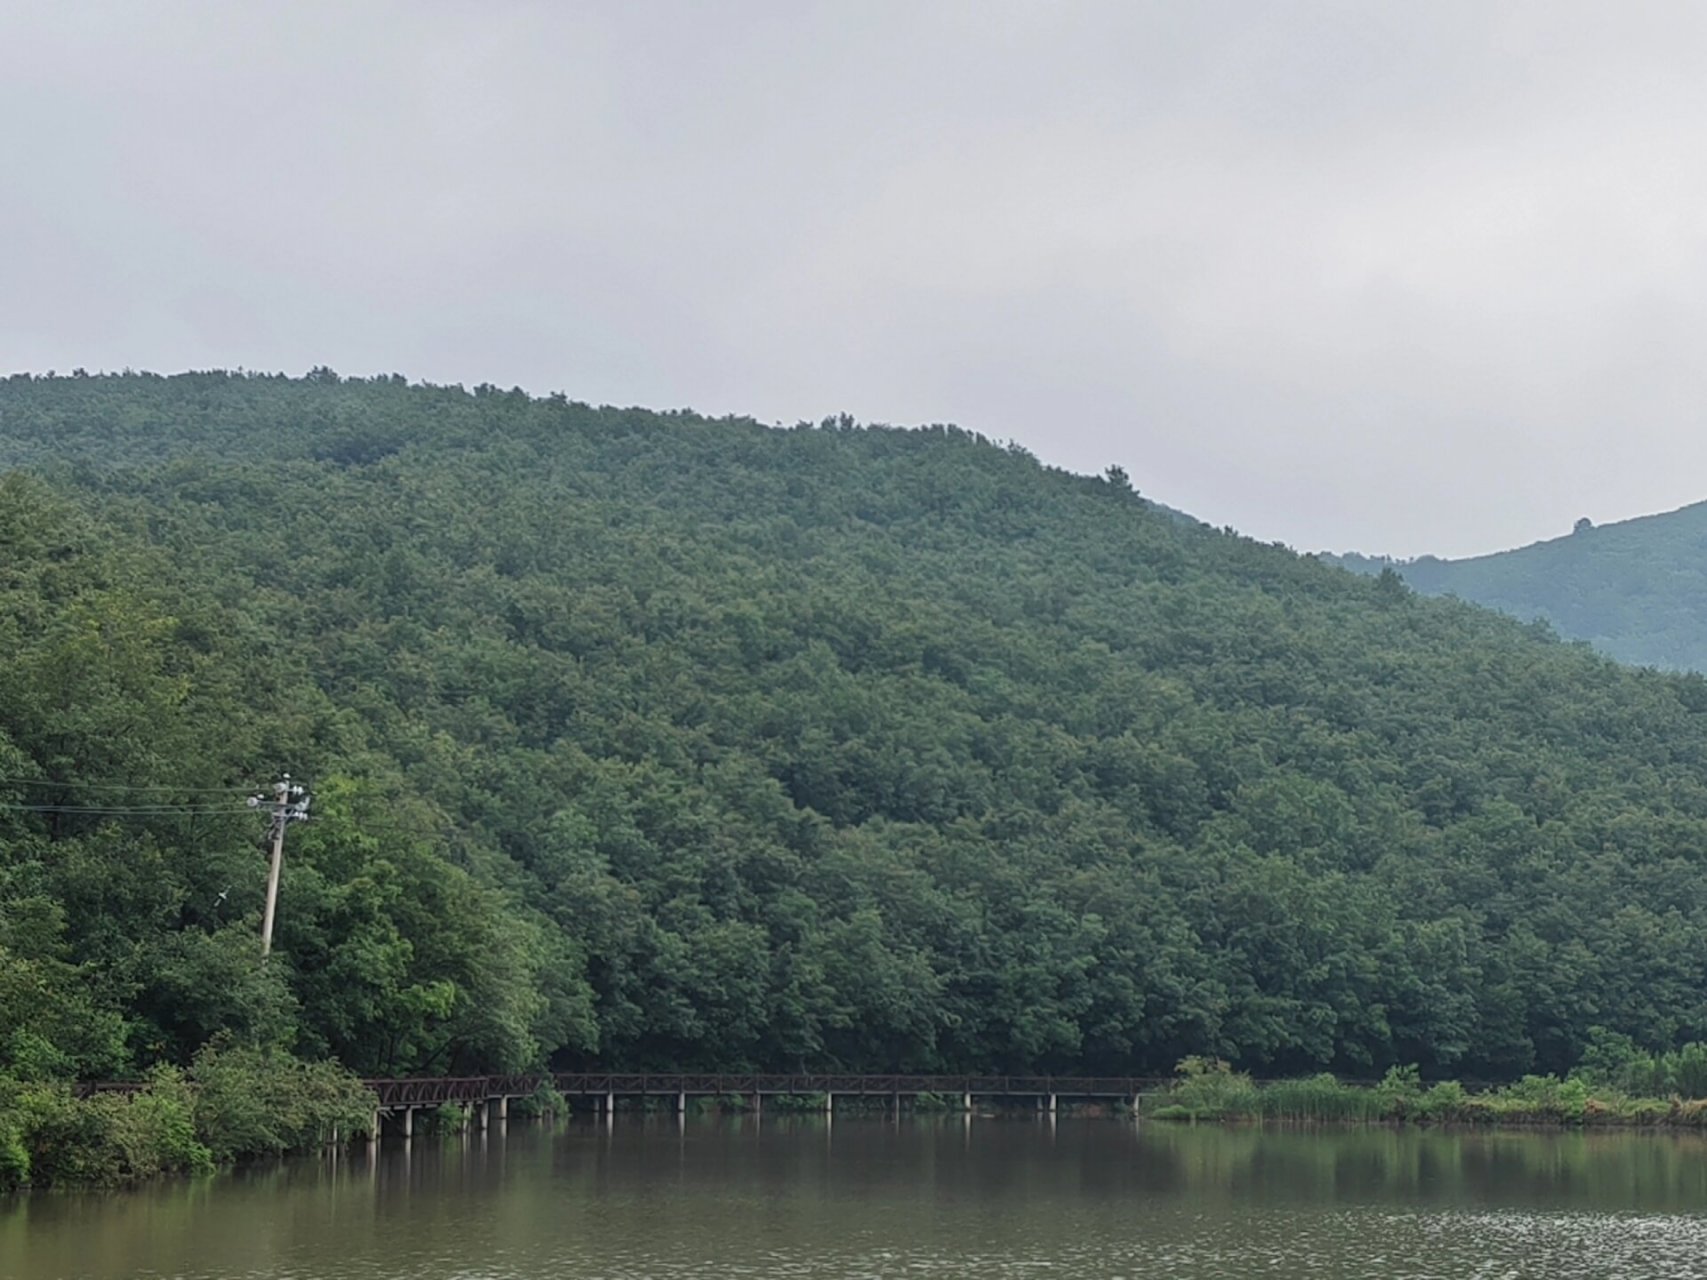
[252,774,310,956]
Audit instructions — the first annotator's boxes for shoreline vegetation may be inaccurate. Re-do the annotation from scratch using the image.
[12,1037,1707,1192]
[1145,1053,1707,1127]
[0,1046,375,1191]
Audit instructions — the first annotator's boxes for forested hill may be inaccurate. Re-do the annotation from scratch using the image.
[1329,501,1707,671]
[6,370,1707,1091]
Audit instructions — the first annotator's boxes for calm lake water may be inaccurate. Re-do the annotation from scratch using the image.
[8,1115,1707,1278]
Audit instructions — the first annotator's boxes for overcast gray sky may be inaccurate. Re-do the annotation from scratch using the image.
[6,2,1707,557]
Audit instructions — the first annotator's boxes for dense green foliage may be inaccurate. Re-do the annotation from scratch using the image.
[6,370,1707,1105]
[1331,501,1707,671]
[0,1047,373,1189]
[1151,1057,1707,1128]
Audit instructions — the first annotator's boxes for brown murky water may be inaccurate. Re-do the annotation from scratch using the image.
[7,1114,1707,1278]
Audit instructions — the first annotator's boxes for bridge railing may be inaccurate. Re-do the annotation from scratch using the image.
[80,1072,1180,1107]
[366,1077,505,1106]
[546,1073,1165,1097]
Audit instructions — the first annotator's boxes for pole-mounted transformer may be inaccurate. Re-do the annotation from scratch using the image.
[250,774,311,956]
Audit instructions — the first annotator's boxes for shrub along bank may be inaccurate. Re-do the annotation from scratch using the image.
[0,1045,374,1190]
[1150,1053,1707,1127]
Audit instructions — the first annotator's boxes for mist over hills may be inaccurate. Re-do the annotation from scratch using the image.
[5,370,1707,1091]
[1329,501,1707,672]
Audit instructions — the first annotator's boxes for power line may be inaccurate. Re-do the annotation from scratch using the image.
[0,776,255,796]
[0,800,447,829]
[0,801,253,814]
[0,791,463,841]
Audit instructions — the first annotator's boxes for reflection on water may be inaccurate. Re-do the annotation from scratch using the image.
[6,1116,1707,1278]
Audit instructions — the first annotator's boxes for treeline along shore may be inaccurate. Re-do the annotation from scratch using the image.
[9,373,1707,1188]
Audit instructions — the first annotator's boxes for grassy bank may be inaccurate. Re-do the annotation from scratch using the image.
[0,1046,375,1190]
[1149,1055,1707,1127]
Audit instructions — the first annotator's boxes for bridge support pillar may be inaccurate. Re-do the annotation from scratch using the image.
[962,1091,971,1113]
[676,1091,685,1114]
[401,1107,414,1139]
[1048,1093,1058,1115]
[606,1090,615,1115]
[824,1091,834,1116]
[753,1092,761,1116]
[369,1110,380,1141]
[497,1096,509,1122]
[477,1101,488,1132]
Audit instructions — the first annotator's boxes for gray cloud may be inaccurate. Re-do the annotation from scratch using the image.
[5,1,1707,556]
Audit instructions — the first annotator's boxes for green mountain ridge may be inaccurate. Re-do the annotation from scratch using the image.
[1327,500,1707,671]
[4,370,1707,1092]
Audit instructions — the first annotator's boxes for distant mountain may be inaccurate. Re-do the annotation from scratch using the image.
[1326,501,1707,670]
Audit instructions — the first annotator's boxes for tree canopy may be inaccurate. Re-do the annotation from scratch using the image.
[3,370,1707,1084]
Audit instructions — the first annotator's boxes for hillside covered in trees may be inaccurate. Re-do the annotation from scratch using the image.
[1330,501,1707,672]
[5,370,1707,1093]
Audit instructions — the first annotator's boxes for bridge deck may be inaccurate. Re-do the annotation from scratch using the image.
[360,1073,1165,1107]
[80,1073,1173,1107]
